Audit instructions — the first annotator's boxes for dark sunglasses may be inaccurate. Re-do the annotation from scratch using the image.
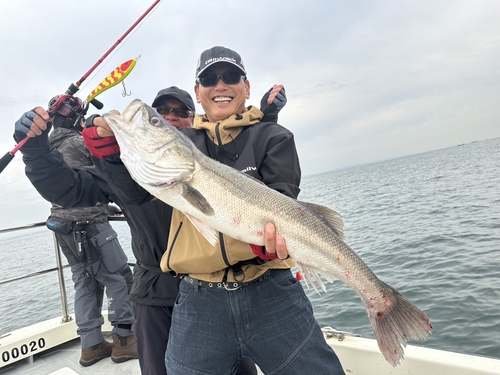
[155,105,193,118]
[196,70,245,87]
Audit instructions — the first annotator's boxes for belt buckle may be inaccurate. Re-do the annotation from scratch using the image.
[223,282,242,291]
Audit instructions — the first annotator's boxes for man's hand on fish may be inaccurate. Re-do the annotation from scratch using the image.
[82,112,121,159]
[14,107,51,138]
[86,112,119,137]
[264,223,289,260]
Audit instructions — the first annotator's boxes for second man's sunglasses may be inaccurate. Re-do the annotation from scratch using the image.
[155,105,193,118]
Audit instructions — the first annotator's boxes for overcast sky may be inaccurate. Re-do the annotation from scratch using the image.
[1,0,499,228]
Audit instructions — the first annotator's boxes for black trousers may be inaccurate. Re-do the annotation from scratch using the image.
[135,304,172,375]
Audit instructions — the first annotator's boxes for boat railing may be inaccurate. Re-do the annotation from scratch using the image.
[0,216,129,325]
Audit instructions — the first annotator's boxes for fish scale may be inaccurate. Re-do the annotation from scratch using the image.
[104,99,433,367]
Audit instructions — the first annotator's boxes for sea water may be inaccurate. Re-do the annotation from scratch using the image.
[1,137,499,360]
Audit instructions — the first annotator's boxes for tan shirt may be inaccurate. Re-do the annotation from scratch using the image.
[160,210,295,283]
[159,107,295,283]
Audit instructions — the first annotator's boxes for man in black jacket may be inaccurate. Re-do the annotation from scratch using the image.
[13,85,286,375]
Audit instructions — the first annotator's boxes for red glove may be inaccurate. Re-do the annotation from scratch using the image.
[250,244,278,261]
[82,127,120,159]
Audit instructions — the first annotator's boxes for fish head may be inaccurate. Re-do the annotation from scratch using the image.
[103,99,195,188]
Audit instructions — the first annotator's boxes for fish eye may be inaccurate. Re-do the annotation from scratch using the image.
[151,117,162,127]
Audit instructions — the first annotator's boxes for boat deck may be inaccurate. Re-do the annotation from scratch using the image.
[0,334,139,375]
[0,336,269,375]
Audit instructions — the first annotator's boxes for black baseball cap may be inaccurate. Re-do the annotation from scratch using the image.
[195,46,247,79]
[151,86,195,111]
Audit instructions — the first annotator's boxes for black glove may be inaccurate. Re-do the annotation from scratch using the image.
[260,87,287,123]
[85,114,101,129]
[13,109,52,155]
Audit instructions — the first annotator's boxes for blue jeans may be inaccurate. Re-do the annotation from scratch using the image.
[166,269,345,375]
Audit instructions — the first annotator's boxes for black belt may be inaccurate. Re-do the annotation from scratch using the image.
[182,270,271,291]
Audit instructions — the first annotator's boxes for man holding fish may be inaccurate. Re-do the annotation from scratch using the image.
[86,46,346,374]
[86,84,266,375]
[16,41,434,372]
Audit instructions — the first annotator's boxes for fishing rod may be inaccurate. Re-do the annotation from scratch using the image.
[65,0,162,98]
[0,0,163,174]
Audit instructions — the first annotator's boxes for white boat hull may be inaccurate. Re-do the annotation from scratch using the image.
[325,329,500,375]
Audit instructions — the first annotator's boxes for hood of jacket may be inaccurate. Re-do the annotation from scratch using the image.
[193,105,264,145]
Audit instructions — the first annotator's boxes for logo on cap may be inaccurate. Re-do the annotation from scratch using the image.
[204,57,237,66]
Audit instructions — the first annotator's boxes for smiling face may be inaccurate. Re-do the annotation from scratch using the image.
[194,62,250,123]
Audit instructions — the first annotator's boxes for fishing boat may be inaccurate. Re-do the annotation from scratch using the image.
[1,221,500,375]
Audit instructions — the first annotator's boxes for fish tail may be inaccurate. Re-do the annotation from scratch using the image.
[368,283,433,367]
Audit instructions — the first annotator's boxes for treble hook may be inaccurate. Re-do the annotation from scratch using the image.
[122,81,131,97]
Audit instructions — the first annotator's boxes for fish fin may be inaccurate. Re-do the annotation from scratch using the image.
[295,261,336,294]
[367,282,433,367]
[185,214,218,247]
[182,183,215,216]
[300,201,346,242]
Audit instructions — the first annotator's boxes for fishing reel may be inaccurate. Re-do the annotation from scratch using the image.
[47,94,87,132]
[48,94,83,118]
[47,94,93,132]
[47,84,104,133]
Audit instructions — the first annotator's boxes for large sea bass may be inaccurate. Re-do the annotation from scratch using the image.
[103,99,433,367]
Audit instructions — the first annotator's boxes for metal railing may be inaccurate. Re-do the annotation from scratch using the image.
[0,216,128,323]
